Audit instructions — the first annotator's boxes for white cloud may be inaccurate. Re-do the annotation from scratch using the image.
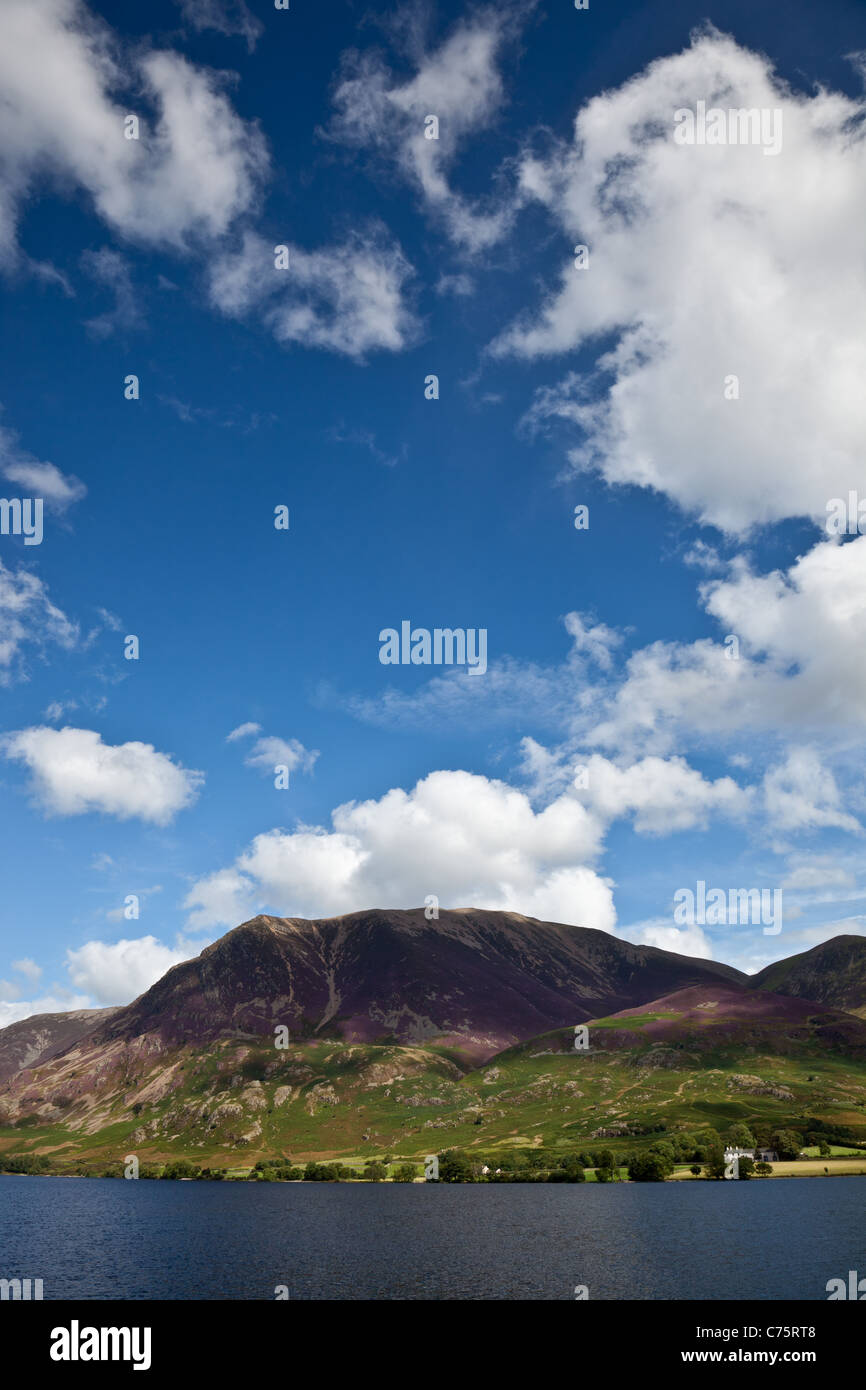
[578,753,747,835]
[590,538,866,753]
[0,0,268,264]
[80,246,144,338]
[174,0,262,51]
[325,5,526,252]
[65,935,193,1004]
[0,991,93,1029]
[184,867,256,931]
[209,227,419,359]
[0,420,86,512]
[1,726,203,824]
[185,768,614,932]
[0,560,79,681]
[226,721,261,742]
[762,748,861,835]
[563,611,622,672]
[11,957,42,983]
[225,723,318,779]
[343,608,612,732]
[497,26,866,532]
[45,700,77,722]
[519,739,749,834]
[243,736,319,778]
[618,918,714,960]
[782,861,855,891]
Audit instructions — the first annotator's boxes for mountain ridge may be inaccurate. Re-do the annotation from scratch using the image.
[2,912,865,1169]
[85,907,748,1058]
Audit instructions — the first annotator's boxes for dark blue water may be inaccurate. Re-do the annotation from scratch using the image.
[1,1175,863,1299]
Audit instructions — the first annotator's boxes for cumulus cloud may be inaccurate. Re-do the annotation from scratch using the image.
[0,0,268,265]
[762,748,862,835]
[65,935,193,1004]
[590,538,866,752]
[209,227,419,359]
[519,739,749,833]
[577,753,747,835]
[243,736,319,778]
[496,26,866,532]
[325,4,528,251]
[0,560,79,681]
[1,726,203,823]
[185,768,614,932]
[0,991,93,1029]
[618,918,715,960]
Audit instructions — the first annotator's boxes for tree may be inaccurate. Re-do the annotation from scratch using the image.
[674,1132,698,1160]
[392,1163,418,1182]
[737,1156,755,1180]
[647,1144,675,1177]
[755,1161,773,1177]
[727,1123,755,1149]
[628,1153,669,1182]
[560,1154,586,1181]
[704,1140,727,1180]
[161,1159,198,1180]
[550,1156,586,1182]
[438,1150,474,1183]
[772,1130,802,1161]
[364,1162,388,1182]
[690,1164,702,1177]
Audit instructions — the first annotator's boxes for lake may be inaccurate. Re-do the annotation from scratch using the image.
[1,1174,863,1299]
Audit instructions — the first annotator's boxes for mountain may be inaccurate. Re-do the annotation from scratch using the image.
[89,908,746,1059]
[750,935,866,1018]
[0,1007,119,1084]
[1,910,865,1172]
[514,983,866,1061]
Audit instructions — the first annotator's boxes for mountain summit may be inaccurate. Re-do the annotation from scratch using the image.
[91,908,746,1060]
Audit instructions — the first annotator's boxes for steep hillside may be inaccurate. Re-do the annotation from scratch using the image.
[750,935,866,1017]
[0,1007,119,1083]
[90,908,747,1058]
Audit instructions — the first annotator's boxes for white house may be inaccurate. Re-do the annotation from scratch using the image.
[723,1146,778,1164]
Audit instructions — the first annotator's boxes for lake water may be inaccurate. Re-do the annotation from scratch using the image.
[1,1174,863,1300]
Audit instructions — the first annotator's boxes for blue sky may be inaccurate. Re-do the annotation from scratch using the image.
[2,0,866,1022]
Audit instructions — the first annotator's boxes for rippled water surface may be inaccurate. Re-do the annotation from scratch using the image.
[1,1174,863,1299]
